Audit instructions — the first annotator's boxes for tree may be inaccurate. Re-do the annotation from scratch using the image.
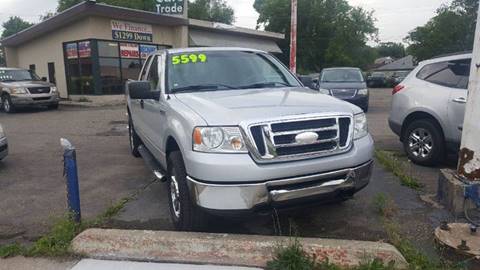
[406,0,479,61]
[376,42,406,59]
[188,0,234,24]
[1,16,33,38]
[254,0,378,72]
[57,0,235,24]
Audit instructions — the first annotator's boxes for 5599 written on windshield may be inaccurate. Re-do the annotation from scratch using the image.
[172,54,207,65]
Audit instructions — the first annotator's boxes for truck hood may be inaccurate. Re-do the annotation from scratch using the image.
[0,81,54,88]
[174,87,361,125]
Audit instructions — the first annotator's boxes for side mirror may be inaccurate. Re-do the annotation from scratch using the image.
[41,77,47,82]
[127,81,159,100]
[298,76,316,90]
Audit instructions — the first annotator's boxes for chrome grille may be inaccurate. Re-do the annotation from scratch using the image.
[246,115,353,163]
[331,89,357,99]
[28,87,51,94]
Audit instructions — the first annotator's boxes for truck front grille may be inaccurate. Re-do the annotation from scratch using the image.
[331,89,357,99]
[28,87,51,94]
[247,115,352,163]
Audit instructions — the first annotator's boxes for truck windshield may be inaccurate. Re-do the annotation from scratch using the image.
[0,69,41,82]
[321,69,364,82]
[167,51,301,93]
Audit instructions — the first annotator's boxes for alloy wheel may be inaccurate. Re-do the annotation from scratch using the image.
[408,128,433,159]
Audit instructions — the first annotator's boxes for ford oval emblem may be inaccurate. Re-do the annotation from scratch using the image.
[295,132,319,144]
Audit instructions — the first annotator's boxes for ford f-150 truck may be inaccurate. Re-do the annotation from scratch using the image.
[126,47,374,230]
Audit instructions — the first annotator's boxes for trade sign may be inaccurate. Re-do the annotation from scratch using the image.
[111,20,153,43]
[156,0,184,15]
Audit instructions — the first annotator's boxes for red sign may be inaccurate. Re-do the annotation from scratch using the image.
[78,41,91,58]
[120,43,140,59]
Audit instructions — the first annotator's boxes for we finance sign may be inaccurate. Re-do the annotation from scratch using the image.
[111,20,153,42]
[156,0,184,15]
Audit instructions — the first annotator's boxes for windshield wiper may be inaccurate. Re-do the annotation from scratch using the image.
[171,83,238,93]
[238,81,292,89]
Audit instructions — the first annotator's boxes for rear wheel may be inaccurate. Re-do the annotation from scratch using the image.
[128,114,141,158]
[167,151,207,231]
[2,95,15,113]
[403,119,445,166]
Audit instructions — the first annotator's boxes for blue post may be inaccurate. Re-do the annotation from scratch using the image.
[61,138,81,223]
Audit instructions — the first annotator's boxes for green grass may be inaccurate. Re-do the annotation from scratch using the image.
[266,239,396,270]
[0,196,134,258]
[375,150,423,190]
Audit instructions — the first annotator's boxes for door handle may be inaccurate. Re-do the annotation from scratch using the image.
[140,100,144,109]
[452,97,467,104]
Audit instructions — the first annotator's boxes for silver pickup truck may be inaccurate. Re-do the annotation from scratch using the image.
[126,47,374,230]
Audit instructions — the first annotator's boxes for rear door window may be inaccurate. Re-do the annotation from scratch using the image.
[417,58,471,89]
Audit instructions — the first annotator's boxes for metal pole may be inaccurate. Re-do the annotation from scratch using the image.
[289,0,297,74]
[457,4,480,183]
[61,138,82,222]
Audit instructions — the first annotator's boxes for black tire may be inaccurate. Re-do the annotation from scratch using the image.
[48,103,59,110]
[403,119,445,166]
[128,114,141,158]
[2,95,15,113]
[167,151,208,231]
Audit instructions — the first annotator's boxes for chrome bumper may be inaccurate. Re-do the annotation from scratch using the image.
[187,160,373,211]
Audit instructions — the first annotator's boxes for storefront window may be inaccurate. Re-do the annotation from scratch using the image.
[98,41,119,58]
[99,58,122,94]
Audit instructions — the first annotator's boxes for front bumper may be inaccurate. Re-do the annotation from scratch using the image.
[187,160,373,212]
[337,95,369,109]
[10,94,60,106]
[0,137,8,160]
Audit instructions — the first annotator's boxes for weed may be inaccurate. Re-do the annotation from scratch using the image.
[0,243,26,258]
[372,193,396,218]
[375,150,423,190]
[77,97,91,103]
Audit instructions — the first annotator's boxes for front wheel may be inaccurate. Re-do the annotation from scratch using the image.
[2,95,15,113]
[128,115,141,158]
[167,151,208,231]
[403,119,445,166]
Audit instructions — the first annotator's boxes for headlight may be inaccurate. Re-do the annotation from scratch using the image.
[319,88,331,95]
[357,88,368,96]
[11,87,28,94]
[354,113,368,140]
[51,86,58,93]
[193,127,247,153]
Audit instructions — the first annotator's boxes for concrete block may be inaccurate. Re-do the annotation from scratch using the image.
[71,229,408,269]
[437,169,471,217]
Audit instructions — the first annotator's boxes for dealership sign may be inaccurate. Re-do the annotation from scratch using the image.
[156,0,184,15]
[111,20,153,42]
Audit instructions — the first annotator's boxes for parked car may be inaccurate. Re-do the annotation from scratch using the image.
[126,47,374,230]
[388,71,410,86]
[367,72,387,88]
[389,52,470,165]
[0,68,60,113]
[0,124,7,161]
[318,67,369,112]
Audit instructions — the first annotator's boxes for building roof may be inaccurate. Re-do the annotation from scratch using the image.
[1,0,284,48]
[375,55,416,71]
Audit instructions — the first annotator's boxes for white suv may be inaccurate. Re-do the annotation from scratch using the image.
[388,52,470,165]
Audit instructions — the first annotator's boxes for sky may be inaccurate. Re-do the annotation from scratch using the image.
[0,0,453,43]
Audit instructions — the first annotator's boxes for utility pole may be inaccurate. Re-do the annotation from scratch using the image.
[289,0,297,74]
[457,3,480,183]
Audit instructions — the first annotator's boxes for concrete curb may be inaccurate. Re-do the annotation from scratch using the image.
[60,101,126,108]
[71,229,408,269]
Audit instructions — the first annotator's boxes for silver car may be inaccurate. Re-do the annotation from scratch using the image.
[389,52,470,165]
[0,68,60,113]
[0,124,7,160]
